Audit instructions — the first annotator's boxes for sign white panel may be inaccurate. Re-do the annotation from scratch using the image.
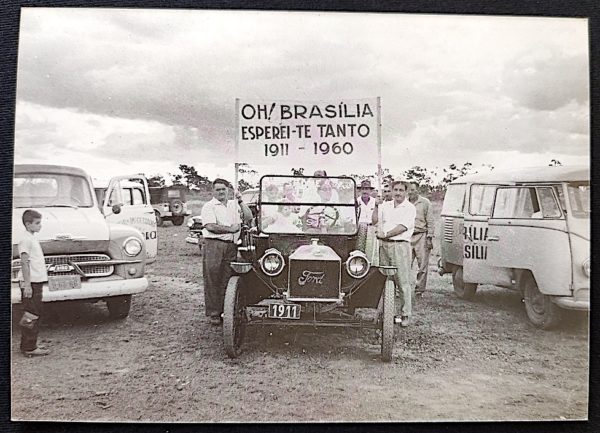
[236,98,380,167]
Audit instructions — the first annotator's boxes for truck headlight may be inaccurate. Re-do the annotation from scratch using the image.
[259,248,285,277]
[346,250,370,278]
[123,237,143,257]
[583,258,590,278]
[187,218,195,228]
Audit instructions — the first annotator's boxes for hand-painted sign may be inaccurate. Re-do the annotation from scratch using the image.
[236,98,380,166]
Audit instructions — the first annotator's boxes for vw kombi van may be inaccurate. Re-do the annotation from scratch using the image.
[12,165,156,319]
[438,166,589,329]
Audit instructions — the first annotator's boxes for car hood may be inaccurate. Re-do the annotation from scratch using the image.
[12,207,110,257]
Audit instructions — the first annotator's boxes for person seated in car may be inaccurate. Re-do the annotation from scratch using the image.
[267,201,302,233]
[261,183,282,229]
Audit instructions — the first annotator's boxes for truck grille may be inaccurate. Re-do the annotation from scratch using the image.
[12,254,114,280]
[288,259,340,299]
[443,217,454,243]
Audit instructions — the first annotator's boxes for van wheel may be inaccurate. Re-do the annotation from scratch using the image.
[172,216,184,226]
[106,295,131,319]
[523,277,562,329]
[452,267,477,300]
[155,210,164,227]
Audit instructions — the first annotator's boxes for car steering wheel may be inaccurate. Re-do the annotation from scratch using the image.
[305,206,339,228]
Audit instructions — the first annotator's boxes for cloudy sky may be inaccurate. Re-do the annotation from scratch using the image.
[15,8,589,183]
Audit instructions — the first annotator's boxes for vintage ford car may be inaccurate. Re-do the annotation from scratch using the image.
[221,175,397,362]
[11,164,153,319]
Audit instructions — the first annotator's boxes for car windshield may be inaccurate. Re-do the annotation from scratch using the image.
[259,176,357,235]
[13,173,94,208]
[567,181,589,218]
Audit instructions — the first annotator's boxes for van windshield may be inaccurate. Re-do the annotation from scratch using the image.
[13,173,94,208]
[567,182,589,218]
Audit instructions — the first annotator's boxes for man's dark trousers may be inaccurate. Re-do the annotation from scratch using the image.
[202,238,237,318]
[20,282,44,352]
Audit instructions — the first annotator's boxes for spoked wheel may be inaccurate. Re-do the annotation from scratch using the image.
[380,278,395,362]
[452,266,478,300]
[523,276,562,329]
[223,276,246,358]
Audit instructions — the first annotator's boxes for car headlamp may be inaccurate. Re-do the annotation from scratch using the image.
[123,237,143,257]
[259,248,285,277]
[346,250,370,278]
[187,218,195,228]
[583,258,590,278]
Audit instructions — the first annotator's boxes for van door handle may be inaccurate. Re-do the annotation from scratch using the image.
[487,236,499,241]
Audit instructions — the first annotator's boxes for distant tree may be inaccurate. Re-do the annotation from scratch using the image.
[147,174,165,188]
[170,173,184,186]
[178,164,211,190]
[402,166,434,193]
[549,159,562,166]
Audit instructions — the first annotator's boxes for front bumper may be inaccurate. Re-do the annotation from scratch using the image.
[11,276,149,304]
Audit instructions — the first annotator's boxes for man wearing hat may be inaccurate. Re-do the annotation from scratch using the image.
[357,179,377,224]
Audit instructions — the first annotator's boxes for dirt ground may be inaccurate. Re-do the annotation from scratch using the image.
[11,223,589,422]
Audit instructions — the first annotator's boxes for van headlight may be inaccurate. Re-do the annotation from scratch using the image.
[123,237,143,257]
[259,248,285,276]
[583,258,590,278]
[346,250,370,278]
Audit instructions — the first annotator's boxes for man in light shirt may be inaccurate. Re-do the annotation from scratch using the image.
[201,178,252,325]
[373,181,416,326]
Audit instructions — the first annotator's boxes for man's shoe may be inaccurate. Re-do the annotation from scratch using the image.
[400,316,410,327]
[23,348,50,357]
[394,316,403,324]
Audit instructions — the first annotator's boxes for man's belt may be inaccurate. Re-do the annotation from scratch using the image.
[205,237,234,244]
[381,239,409,243]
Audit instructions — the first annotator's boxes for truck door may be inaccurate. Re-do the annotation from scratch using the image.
[487,186,570,296]
[463,184,510,286]
[103,175,158,263]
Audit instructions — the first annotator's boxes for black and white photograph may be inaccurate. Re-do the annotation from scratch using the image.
[9,7,590,423]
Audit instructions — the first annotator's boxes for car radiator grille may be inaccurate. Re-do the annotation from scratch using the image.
[443,217,454,243]
[288,259,340,299]
[12,254,114,280]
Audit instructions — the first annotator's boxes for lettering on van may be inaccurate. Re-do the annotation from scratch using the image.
[463,226,488,260]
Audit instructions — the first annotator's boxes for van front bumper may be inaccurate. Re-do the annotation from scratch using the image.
[552,290,589,311]
[11,276,149,304]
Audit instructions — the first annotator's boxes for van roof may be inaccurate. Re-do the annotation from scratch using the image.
[14,164,89,177]
[450,165,589,185]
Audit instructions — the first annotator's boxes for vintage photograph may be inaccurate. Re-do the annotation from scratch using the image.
[11,8,589,422]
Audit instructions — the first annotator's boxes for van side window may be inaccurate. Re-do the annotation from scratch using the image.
[537,187,561,218]
[469,185,496,216]
[441,184,466,214]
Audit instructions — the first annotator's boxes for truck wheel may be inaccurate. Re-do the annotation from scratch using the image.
[106,295,131,319]
[356,223,368,252]
[170,200,184,216]
[172,216,184,226]
[524,276,562,329]
[381,278,395,362]
[223,276,246,358]
[452,267,477,300]
[155,210,164,227]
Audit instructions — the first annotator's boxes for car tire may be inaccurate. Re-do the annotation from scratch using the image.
[172,216,184,226]
[356,223,368,252]
[381,278,395,362]
[524,276,562,329]
[223,276,246,358]
[106,295,132,319]
[155,210,164,227]
[452,266,477,300]
[170,200,184,216]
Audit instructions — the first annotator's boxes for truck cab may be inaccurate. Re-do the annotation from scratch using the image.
[11,164,154,319]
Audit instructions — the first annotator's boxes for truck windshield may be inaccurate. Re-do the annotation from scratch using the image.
[13,173,94,208]
[259,176,357,235]
[567,182,589,218]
